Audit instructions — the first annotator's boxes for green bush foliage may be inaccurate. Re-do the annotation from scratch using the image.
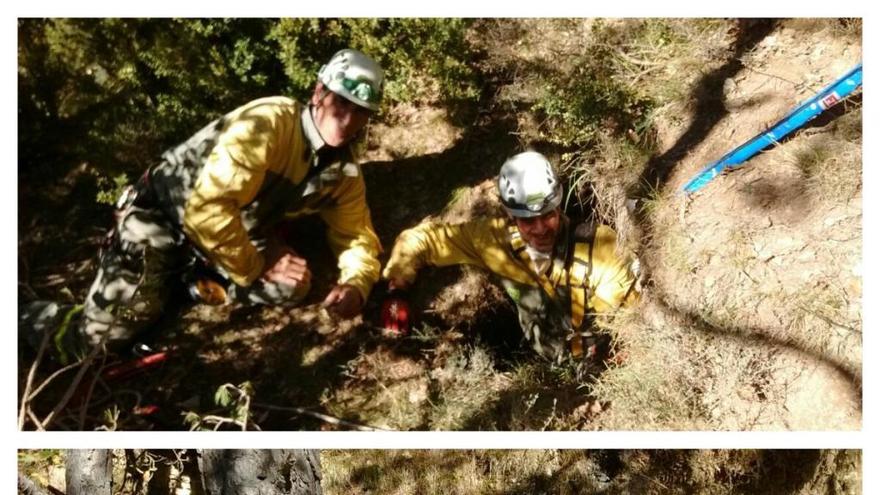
[271,18,480,107]
[18,18,479,196]
[529,20,657,149]
[19,19,284,183]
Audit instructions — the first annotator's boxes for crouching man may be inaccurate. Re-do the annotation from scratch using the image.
[21,49,385,362]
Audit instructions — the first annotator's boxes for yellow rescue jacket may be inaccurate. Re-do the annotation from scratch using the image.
[383,216,637,327]
[151,96,381,300]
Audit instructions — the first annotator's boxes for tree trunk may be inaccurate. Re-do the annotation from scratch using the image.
[198,450,322,495]
[65,449,112,495]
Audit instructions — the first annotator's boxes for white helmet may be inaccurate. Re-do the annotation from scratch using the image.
[317,49,384,112]
[497,151,563,218]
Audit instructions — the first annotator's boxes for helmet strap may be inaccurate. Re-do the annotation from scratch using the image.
[313,86,332,107]
[310,79,330,104]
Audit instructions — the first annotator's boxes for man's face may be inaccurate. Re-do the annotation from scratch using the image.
[514,208,561,253]
[311,84,372,147]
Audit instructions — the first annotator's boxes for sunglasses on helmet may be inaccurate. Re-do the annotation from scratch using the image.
[339,77,381,104]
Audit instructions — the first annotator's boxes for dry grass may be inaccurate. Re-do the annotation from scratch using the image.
[361,105,463,163]
[589,305,714,430]
[20,449,861,494]
[321,449,862,495]
[562,131,652,251]
[426,344,507,431]
[790,109,862,205]
[325,345,431,431]
[322,449,603,495]
[323,329,516,431]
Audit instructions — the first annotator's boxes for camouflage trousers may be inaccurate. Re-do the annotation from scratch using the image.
[20,177,310,360]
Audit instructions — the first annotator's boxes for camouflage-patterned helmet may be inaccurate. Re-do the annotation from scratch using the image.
[317,49,384,112]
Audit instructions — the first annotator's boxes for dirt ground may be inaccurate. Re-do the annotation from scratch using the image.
[646,19,862,430]
[17,19,861,433]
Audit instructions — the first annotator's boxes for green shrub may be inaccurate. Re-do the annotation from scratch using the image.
[529,20,656,149]
[19,18,285,186]
[270,18,480,108]
[18,18,479,199]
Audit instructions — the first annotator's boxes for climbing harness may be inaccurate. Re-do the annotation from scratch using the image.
[508,224,596,358]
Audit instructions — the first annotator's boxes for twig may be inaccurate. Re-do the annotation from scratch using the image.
[27,408,45,432]
[798,306,861,334]
[740,269,758,285]
[79,378,115,410]
[252,402,389,431]
[79,352,109,430]
[27,361,82,401]
[40,345,102,429]
[241,394,250,432]
[613,47,666,68]
[192,415,252,432]
[635,472,670,491]
[18,281,40,300]
[114,388,145,406]
[742,65,803,89]
[19,325,52,430]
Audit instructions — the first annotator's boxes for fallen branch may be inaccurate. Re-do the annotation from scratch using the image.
[797,305,861,335]
[27,408,45,431]
[611,46,666,68]
[41,279,147,430]
[252,402,389,431]
[27,361,82,402]
[40,345,102,430]
[79,353,109,430]
[192,415,256,432]
[19,325,53,430]
[635,472,670,491]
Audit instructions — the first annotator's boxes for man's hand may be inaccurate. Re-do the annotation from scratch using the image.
[322,284,363,319]
[261,244,311,287]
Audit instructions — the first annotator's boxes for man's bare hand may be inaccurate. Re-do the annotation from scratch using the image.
[261,244,311,287]
[322,284,363,319]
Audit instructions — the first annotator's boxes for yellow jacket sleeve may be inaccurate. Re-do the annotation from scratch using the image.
[319,170,383,302]
[588,225,639,312]
[386,219,639,312]
[183,111,275,287]
[383,218,507,284]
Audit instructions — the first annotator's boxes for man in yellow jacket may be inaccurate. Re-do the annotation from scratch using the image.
[381,151,639,361]
[22,49,385,361]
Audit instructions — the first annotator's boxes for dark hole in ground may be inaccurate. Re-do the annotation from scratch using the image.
[422,297,526,372]
[595,450,625,480]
